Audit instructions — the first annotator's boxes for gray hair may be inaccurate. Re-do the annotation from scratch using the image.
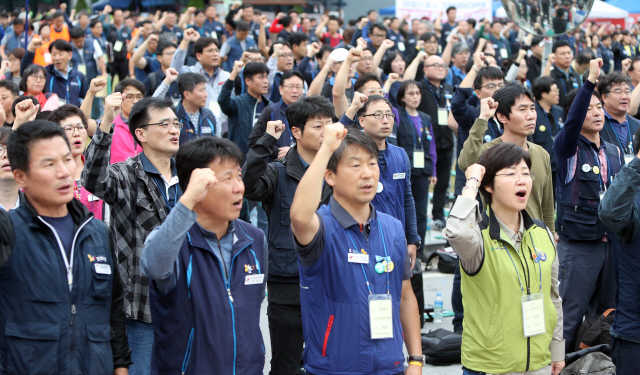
[452,42,470,57]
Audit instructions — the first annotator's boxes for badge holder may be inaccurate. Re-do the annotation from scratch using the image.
[521,293,546,338]
[369,294,393,340]
[413,151,424,169]
[500,48,509,59]
[438,108,448,126]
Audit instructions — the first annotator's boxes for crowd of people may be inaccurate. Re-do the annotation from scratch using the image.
[1,2,640,375]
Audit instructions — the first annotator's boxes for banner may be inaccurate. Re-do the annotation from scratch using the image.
[396,0,493,23]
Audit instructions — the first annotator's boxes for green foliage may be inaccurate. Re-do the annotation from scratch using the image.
[75,0,90,11]
[187,0,206,10]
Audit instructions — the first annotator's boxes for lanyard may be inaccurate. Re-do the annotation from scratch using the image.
[606,116,633,154]
[493,232,542,296]
[50,76,74,103]
[153,176,179,210]
[346,220,390,295]
[404,112,422,150]
[590,147,611,190]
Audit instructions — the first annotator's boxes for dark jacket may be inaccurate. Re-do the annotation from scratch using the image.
[526,55,542,83]
[0,197,131,373]
[21,49,88,107]
[600,113,640,157]
[175,100,218,144]
[550,65,583,109]
[450,86,503,146]
[530,101,565,172]
[218,79,271,156]
[248,101,294,160]
[243,133,332,283]
[417,79,455,151]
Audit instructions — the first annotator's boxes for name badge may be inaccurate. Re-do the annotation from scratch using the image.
[77,64,87,76]
[397,42,405,52]
[44,53,52,64]
[393,173,406,180]
[500,48,508,59]
[245,274,264,285]
[113,41,123,52]
[348,253,369,264]
[438,108,448,126]
[95,263,111,275]
[413,150,425,169]
[522,293,546,337]
[202,126,212,134]
[625,154,635,165]
[172,98,181,107]
[369,294,393,339]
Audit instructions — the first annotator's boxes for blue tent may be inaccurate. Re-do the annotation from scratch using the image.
[606,0,640,14]
[380,5,395,15]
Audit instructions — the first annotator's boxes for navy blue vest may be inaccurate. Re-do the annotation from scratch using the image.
[600,114,640,157]
[530,102,565,172]
[299,205,406,375]
[371,144,409,230]
[0,202,114,375]
[557,139,622,241]
[71,36,99,82]
[149,220,265,375]
[397,107,434,177]
[610,191,640,343]
[223,36,256,72]
[269,102,294,150]
[176,101,217,145]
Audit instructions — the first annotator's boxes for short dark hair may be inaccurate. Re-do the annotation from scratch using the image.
[473,66,504,90]
[19,64,47,93]
[598,72,633,96]
[139,20,153,27]
[288,32,309,47]
[90,19,102,29]
[11,95,38,118]
[115,78,145,96]
[446,6,456,14]
[0,127,11,145]
[280,16,292,28]
[531,36,544,47]
[178,72,207,96]
[357,95,392,117]
[576,50,593,66]
[8,47,25,60]
[562,88,601,117]
[12,18,24,26]
[243,62,269,82]
[327,128,379,174]
[280,70,304,86]
[382,52,404,76]
[531,76,556,101]
[156,40,177,55]
[552,40,571,54]
[176,137,244,192]
[354,73,382,93]
[477,142,532,206]
[318,45,333,60]
[128,97,176,146]
[52,11,65,19]
[420,32,438,42]
[7,120,70,173]
[194,37,218,55]
[396,80,420,108]
[371,23,387,34]
[555,8,565,18]
[49,39,73,53]
[285,96,334,135]
[70,26,85,39]
[0,80,18,97]
[492,83,535,122]
[236,20,250,32]
[48,104,88,126]
[629,57,640,72]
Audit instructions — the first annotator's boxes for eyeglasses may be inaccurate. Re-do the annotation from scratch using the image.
[125,94,144,102]
[425,40,438,44]
[362,113,395,120]
[63,124,87,134]
[405,90,421,96]
[364,88,387,96]
[142,121,183,130]
[371,33,386,38]
[481,82,506,90]
[161,51,176,56]
[426,63,447,70]
[360,56,374,61]
[282,84,304,90]
[495,172,535,181]
[278,53,294,58]
[30,75,46,81]
[203,48,220,54]
[608,89,631,96]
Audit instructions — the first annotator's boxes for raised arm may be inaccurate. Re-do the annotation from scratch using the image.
[218,60,244,117]
[441,33,460,67]
[258,15,270,58]
[308,56,334,96]
[460,52,484,88]
[403,51,427,81]
[127,27,142,54]
[372,39,394,76]
[132,34,158,70]
[315,15,328,42]
[383,73,401,94]
[178,7,196,30]
[243,121,285,202]
[82,77,107,134]
[458,97,498,171]
[333,48,362,118]
[541,53,555,77]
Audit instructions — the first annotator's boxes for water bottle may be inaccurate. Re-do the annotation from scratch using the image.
[434,292,443,323]
[426,225,432,242]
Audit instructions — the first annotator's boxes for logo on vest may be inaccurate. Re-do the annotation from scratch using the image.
[244,264,256,273]
[87,254,107,263]
[532,249,547,262]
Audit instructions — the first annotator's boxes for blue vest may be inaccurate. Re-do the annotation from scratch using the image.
[71,36,99,82]
[397,108,434,177]
[223,36,256,72]
[610,191,640,343]
[557,139,622,241]
[371,144,410,230]
[600,114,640,157]
[269,102,294,150]
[299,205,406,375]
[176,101,217,145]
[149,220,265,375]
[0,202,114,375]
[531,102,565,172]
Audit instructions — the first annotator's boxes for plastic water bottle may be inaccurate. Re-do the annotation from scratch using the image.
[426,225,432,242]
[434,292,443,323]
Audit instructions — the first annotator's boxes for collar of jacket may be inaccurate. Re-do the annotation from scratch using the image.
[21,192,93,228]
[186,219,253,258]
[282,146,333,204]
[176,100,215,123]
[481,205,536,241]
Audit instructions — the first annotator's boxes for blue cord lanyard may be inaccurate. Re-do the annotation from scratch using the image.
[152,176,179,210]
[425,80,444,109]
[50,77,73,103]
[346,221,390,295]
[606,116,633,154]
[493,233,542,295]
[405,112,422,150]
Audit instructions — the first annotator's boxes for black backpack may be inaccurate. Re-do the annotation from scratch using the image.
[574,308,615,352]
[426,248,458,274]
[421,328,462,365]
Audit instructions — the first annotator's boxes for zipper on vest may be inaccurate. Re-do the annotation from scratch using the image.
[216,238,233,302]
[526,337,530,371]
[70,304,76,325]
[70,304,77,375]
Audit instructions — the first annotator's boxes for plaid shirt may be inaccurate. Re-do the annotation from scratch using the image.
[82,127,170,323]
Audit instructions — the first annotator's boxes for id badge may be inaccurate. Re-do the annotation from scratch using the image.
[58,98,67,107]
[94,263,112,275]
[172,98,181,107]
[202,126,212,134]
[113,41,123,52]
[77,64,87,75]
[522,293,546,337]
[44,53,52,64]
[245,274,264,285]
[500,48,508,59]
[348,253,369,264]
[397,42,405,52]
[599,190,606,201]
[625,154,635,165]
[369,294,393,339]
[413,150,425,169]
[438,108,448,126]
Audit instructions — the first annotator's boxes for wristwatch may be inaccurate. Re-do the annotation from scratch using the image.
[407,355,425,364]
[410,240,422,248]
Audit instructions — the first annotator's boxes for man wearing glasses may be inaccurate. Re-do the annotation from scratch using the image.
[83,97,183,375]
[266,43,295,103]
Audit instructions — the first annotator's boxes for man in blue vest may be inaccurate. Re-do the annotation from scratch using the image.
[248,70,304,161]
[70,26,107,85]
[598,72,640,165]
[220,21,257,72]
[290,124,423,375]
[554,58,623,353]
[175,72,218,144]
[243,95,335,375]
[0,120,131,374]
[550,40,583,108]
[142,136,265,375]
[599,127,640,375]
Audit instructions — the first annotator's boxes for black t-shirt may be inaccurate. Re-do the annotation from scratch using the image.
[42,213,74,259]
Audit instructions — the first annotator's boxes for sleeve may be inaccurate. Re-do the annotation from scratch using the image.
[0,33,9,46]
[458,118,489,172]
[20,48,36,75]
[0,210,15,269]
[339,112,357,126]
[402,246,411,280]
[242,133,280,203]
[442,196,485,274]
[93,39,104,59]
[553,80,595,161]
[549,246,565,362]
[218,79,237,117]
[80,126,127,205]
[170,46,189,74]
[402,152,420,245]
[427,117,437,176]
[295,56,311,74]
[450,87,479,133]
[505,63,519,82]
[219,41,230,58]
[140,202,197,295]
[599,156,640,244]
[248,107,278,159]
[294,212,326,268]
[108,225,132,369]
[152,81,170,98]
[541,149,556,233]
[266,57,278,96]
[351,28,362,46]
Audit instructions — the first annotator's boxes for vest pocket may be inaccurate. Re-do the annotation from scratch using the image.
[86,324,113,375]
[559,204,598,240]
[280,197,292,226]
[85,268,112,304]
[4,319,60,374]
